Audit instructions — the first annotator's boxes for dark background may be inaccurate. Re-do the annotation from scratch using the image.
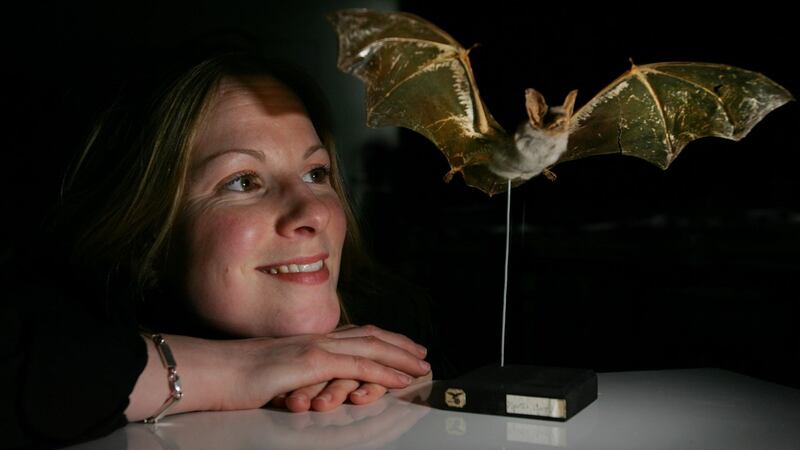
[7,2,799,388]
[367,2,800,388]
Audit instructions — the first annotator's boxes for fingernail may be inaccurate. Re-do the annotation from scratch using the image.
[416,344,428,356]
[351,389,367,397]
[288,393,307,402]
[398,373,413,384]
[316,393,331,402]
[419,360,431,372]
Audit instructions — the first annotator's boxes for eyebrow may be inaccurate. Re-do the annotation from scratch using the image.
[192,144,328,172]
[304,143,327,159]
[193,148,264,173]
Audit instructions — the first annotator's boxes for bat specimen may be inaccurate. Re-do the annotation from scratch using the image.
[328,8,794,421]
[328,9,793,196]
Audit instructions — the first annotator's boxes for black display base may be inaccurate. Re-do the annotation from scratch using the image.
[428,365,597,421]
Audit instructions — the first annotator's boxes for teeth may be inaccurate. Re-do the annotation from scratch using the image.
[266,259,324,274]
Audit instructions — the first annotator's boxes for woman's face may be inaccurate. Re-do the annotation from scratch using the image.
[176,76,346,338]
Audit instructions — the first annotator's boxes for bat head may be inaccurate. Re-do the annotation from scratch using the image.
[525,88,577,133]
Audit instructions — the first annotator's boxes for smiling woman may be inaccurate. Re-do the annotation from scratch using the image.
[1,51,432,448]
[173,76,347,338]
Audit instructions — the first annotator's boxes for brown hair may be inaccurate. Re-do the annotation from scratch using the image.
[58,52,361,323]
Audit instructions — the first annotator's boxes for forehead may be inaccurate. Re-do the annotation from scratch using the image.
[190,75,320,160]
[209,75,308,118]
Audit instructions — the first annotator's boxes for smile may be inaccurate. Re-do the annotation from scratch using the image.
[257,258,330,285]
[263,259,324,274]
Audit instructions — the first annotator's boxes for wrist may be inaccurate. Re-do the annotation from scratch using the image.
[143,334,183,423]
[126,334,230,421]
[164,335,230,414]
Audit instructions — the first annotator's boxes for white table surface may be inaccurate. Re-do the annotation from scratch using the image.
[69,368,800,449]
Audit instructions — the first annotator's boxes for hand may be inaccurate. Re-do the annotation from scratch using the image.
[270,379,388,412]
[217,324,430,412]
[267,325,430,412]
[126,325,430,420]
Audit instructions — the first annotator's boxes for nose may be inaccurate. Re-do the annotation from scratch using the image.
[274,181,331,238]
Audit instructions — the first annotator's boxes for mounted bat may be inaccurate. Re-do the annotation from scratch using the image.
[328,9,794,196]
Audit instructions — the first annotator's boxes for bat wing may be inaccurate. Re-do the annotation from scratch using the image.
[561,62,794,168]
[328,9,516,196]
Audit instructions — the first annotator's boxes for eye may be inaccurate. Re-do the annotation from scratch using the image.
[302,165,331,184]
[222,172,261,192]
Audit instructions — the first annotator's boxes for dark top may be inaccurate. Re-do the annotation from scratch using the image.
[1,258,147,449]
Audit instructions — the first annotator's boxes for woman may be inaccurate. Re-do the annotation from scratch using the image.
[2,51,432,447]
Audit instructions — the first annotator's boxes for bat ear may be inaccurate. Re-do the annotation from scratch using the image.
[525,88,548,129]
[562,89,578,119]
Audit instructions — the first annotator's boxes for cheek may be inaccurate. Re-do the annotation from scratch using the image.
[180,209,267,316]
[187,211,262,269]
[325,196,348,274]
[330,199,347,246]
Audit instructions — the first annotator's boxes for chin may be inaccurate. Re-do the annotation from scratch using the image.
[272,302,341,337]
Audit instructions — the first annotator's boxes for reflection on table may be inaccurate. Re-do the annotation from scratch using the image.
[69,368,800,449]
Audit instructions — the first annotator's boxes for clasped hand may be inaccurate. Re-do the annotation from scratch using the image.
[222,324,431,413]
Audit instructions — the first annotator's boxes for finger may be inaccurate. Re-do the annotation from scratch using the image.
[310,379,360,412]
[318,336,431,379]
[315,351,415,390]
[410,372,434,401]
[286,381,328,412]
[327,325,428,359]
[270,393,288,409]
[349,382,387,405]
[274,341,419,395]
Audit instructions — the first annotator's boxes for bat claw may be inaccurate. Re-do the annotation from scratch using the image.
[543,168,557,182]
[444,167,461,183]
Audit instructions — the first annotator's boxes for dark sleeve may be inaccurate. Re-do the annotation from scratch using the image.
[0,277,148,448]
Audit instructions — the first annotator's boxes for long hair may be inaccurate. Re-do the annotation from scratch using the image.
[57,51,362,323]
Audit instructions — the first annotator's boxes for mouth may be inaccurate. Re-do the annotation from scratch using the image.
[262,259,324,274]
[256,253,330,285]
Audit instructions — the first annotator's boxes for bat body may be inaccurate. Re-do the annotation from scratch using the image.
[490,88,576,182]
[492,121,567,181]
[329,9,794,196]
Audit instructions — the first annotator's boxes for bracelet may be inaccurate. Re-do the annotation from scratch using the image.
[143,334,183,424]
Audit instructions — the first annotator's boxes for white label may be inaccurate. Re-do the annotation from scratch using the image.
[506,394,566,419]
